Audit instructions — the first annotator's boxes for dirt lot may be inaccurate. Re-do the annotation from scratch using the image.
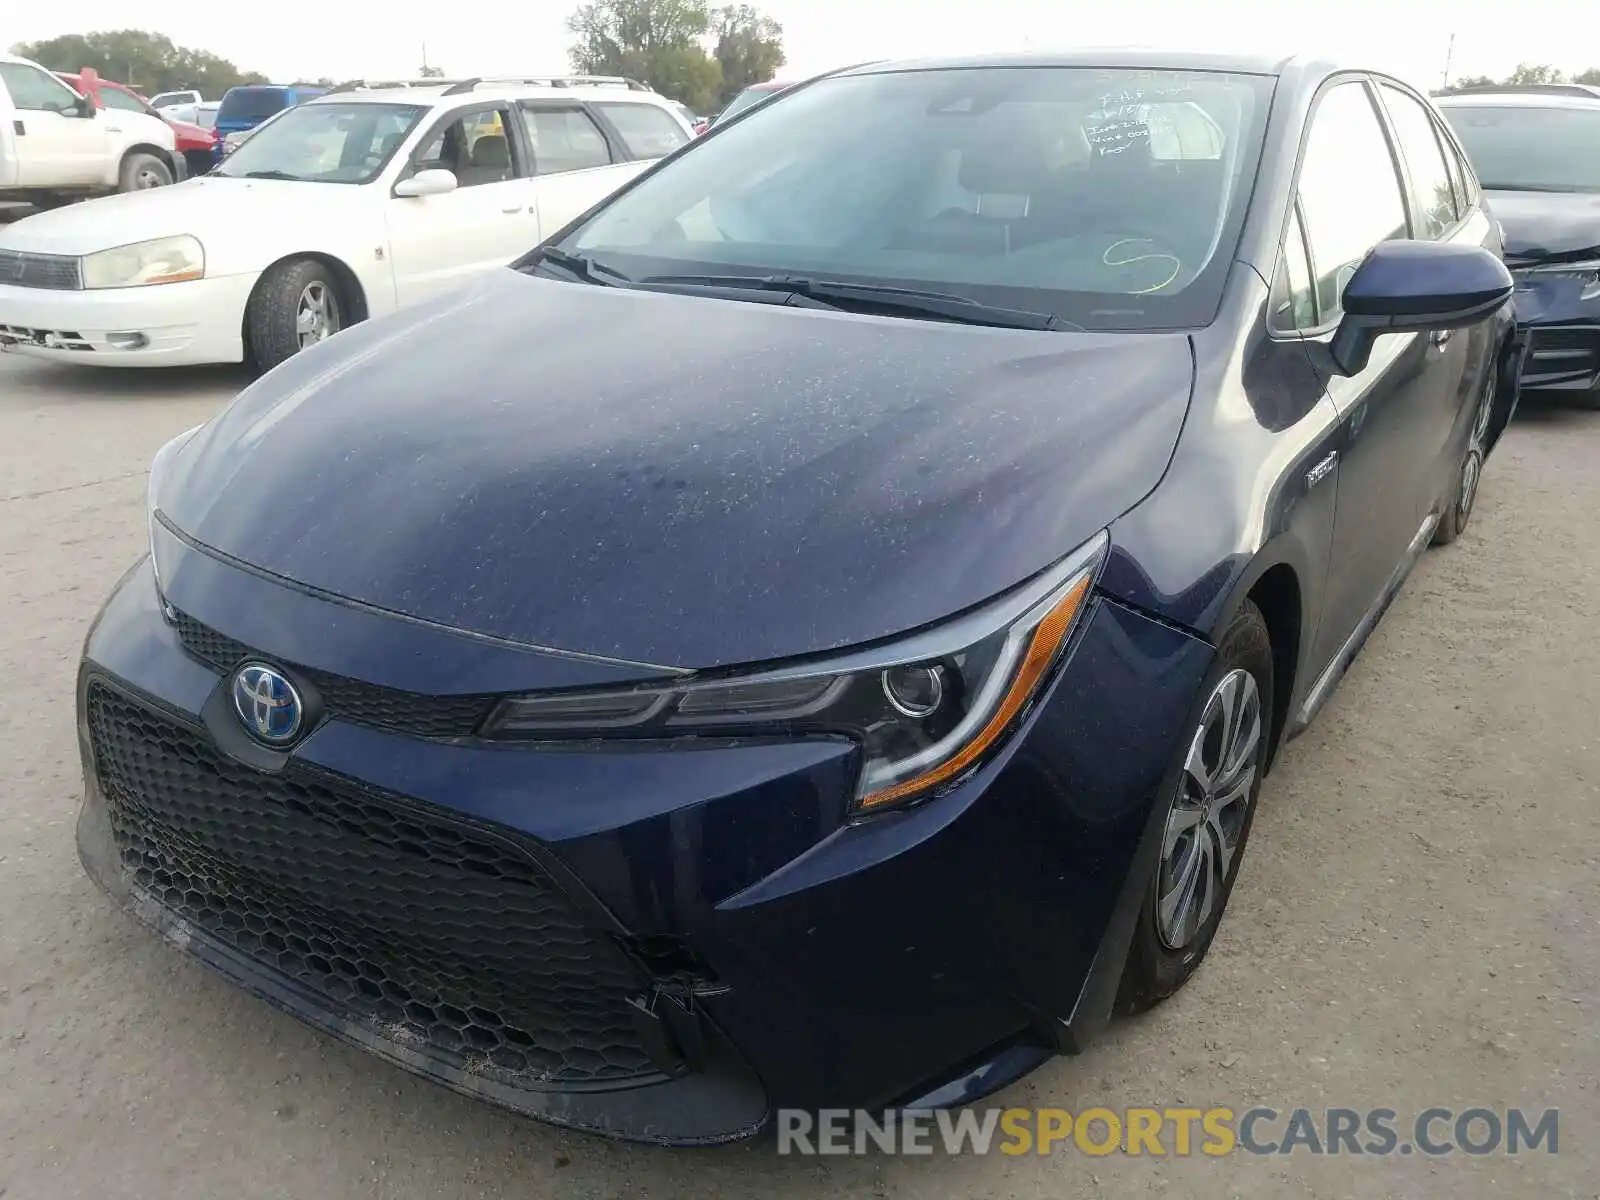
[0,352,1595,1199]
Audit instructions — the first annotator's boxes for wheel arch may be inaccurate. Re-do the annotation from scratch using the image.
[239,251,371,360]
[1208,541,1317,772]
[120,142,180,184]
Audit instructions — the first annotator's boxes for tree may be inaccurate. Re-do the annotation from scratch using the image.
[1440,73,1496,94]
[11,29,268,97]
[1505,62,1565,86]
[568,0,789,113]
[1574,67,1600,86]
[710,4,784,107]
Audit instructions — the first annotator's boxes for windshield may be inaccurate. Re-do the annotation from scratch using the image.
[219,86,290,122]
[560,67,1272,331]
[1442,105,1600,192]
[214,102,425,184]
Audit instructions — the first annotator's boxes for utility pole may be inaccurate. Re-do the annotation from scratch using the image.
[421,41,429,73]
[1441,32,1456,92]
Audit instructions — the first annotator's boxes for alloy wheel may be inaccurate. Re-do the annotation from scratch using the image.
[1156,667,1263,951]
[295,281,341,348]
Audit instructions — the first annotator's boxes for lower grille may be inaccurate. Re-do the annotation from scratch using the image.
[87,680,660,1087]
[1527,326,1600,386]
[0,249,83,290]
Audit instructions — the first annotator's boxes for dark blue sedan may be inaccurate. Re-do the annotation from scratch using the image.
[76,50,1520,1144]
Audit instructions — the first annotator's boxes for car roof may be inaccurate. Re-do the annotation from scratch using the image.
[834,46,1338,78]
[1433,90,1600,109]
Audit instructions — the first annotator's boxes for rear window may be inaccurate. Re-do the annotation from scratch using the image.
[1441,104,1600,192]
[593,101,689,159]
[219,87,290,122]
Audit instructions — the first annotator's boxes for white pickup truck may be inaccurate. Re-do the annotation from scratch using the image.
[0,54,181,210]
[150,89,203,124]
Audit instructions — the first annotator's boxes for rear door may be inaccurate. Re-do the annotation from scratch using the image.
[518,100,644,241]
[0,62,105,185]
[1372,80,1499,484]
[385,103,538,304]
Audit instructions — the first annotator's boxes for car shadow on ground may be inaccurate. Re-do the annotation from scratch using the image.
[3,358,253,402]
[1514,393,1598,428]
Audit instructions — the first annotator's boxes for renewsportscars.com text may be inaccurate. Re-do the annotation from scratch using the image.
[776,1106,1560,1156]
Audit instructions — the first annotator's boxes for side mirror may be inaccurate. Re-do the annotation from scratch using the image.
[393,168,458,198]
[71,95,96,118]
[1326,240,1513,376]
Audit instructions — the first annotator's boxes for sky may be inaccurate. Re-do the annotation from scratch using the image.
[11,0,1600,94]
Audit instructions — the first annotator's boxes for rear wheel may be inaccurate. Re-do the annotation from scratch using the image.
[1433,378,1494,546]
[1117,600,1273,1014]
[245,259,344,373]
[118,152,173,193]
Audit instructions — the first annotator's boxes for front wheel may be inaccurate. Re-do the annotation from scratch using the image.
[1116,600,1274,1014]
[118,152,173,193]
[245,259,344,374]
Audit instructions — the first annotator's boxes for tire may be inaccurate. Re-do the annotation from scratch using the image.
[118,152,173,193]
[1116,600,1274,1015]
[245,259,344,374]
[1432,378,1494,547]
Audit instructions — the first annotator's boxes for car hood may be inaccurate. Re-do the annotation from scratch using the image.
[0,177,353,255]
[160,270,1196,669]
[1485,188,1600,262]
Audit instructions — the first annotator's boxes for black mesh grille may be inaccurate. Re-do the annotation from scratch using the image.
[169,610,495,740]
[87,680,660,1087]
[0,249,83,290]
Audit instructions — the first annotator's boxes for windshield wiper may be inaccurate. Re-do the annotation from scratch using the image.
[521,246,631,286]
[635,273,1067,330]
[235,170,308,181]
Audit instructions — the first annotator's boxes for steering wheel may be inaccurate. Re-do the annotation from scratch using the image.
[1098,231,1185,295]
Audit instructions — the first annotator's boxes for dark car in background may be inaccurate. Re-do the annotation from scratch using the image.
[78,50,1517,1144]
[1438,89,1600,405]
[212,82,328,162]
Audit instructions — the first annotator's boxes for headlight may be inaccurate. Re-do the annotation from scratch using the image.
[82,236,205,289]
[483,532,1107,814]
[147,424,204,598]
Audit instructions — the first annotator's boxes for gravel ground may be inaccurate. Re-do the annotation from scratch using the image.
[0,352,1595,1199]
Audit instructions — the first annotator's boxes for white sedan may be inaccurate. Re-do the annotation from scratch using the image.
[0,78,693,370]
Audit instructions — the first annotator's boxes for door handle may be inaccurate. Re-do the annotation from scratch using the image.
[1429,329,1453,348]
[500,205,521,214]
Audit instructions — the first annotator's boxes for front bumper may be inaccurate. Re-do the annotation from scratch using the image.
[1512,269,1600,391]
[0,273,253,366]
[75,534,1212,1142]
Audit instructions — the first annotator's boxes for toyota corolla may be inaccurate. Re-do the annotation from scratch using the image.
[76,50,1520,1144]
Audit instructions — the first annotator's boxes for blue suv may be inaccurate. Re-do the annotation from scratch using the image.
[212,83,327,162]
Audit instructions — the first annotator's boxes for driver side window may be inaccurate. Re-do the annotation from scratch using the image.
[99,88,149,115]
[1296,81,1408,327]
[411,109,517,188]
[0,63,81,113]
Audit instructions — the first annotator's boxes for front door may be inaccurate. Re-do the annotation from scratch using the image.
[0,63,106,186]
[1294,78,1459,674]
[384,104,539,305]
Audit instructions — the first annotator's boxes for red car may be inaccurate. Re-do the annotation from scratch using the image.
[57,68,217,178]
[700,79,794,132]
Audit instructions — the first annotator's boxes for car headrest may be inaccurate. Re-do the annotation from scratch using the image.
[471,134,509,168]
[956,114,1092,198]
